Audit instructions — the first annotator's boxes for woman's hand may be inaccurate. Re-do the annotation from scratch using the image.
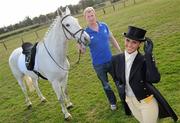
[144,37,153,54]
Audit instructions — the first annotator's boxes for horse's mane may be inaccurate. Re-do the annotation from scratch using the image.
[43,16,61,41]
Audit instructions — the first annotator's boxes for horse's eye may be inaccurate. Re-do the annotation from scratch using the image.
[66,24,70,27]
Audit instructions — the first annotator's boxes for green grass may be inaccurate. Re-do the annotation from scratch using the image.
[0,0,180,122]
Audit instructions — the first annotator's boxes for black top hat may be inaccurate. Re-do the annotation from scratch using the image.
[123,26,147,42]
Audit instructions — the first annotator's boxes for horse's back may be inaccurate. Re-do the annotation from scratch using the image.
[9,47,22,65]
[9,47,24,75]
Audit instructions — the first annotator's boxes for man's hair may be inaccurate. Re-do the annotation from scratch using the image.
[83,7,96,17]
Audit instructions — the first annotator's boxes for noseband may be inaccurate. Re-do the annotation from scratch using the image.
[61,15,86,46]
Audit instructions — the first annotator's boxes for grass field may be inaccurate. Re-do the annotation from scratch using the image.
[0,0,179,122]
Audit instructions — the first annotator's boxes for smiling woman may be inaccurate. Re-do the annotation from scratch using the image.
[0,0,80,28]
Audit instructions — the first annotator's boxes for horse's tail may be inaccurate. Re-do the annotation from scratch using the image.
[23,75,35,92]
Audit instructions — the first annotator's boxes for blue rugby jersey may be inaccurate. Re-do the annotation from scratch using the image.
[85,22,112,65]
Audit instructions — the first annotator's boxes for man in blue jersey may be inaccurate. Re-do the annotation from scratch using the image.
[78,7,122,110]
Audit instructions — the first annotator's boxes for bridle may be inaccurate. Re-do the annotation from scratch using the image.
[61,14,87,46]
[43,15,87,71]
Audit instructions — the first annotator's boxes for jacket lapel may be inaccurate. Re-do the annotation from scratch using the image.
[129,53,143,82]
[120,53,126,84]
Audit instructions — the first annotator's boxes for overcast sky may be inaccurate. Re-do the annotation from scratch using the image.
[0,0,81,28]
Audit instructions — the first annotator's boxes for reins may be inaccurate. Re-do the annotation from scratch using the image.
[66,49,81,65]
[43,41,70,71]
[42,15,84,71]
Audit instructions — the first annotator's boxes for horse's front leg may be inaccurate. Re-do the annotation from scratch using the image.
[62,74,73,109]
[51,80,72,120]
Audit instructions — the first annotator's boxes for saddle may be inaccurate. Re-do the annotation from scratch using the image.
[21,42,47,80]
[22,42,37,71]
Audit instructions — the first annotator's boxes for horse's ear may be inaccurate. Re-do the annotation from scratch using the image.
[57,8,63,17]
[65,6,71,15]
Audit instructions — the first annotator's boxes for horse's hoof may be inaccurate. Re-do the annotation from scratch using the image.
[67,105,73,110]
[41,97,47,103]
[67,103,73,110]
[27,104,32,109]
[65,113,72,121]
[26,101,32,109]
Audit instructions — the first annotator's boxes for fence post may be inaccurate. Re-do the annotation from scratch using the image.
[133,0,136,4]
[21,37,24,44]
[112,5,115,11]
[2,41,7,51]
[123,0,126,7]
[35,31,39,39]
[102,8,106,14]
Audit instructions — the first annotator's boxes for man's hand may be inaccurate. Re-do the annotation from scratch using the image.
[109,31,122,54]
[144,37,153,54]
[77,44,86,54]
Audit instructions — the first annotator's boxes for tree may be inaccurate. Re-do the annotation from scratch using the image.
[111,0,121,3]
[32,17,40,24]
[73,4,81,14]
[38,15,47,24]
[23,16,33,26]
[79,0,95,9]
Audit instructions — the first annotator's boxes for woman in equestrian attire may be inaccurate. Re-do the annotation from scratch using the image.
[111,26,178,123]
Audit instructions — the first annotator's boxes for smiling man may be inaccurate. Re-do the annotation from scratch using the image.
[78,7,121,111]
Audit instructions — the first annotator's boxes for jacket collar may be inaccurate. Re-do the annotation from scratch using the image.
[129,52,144,82]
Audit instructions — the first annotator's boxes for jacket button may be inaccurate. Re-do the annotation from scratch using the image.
[140,80,143,83]
[152,55,155,61]
[144,88,146,90]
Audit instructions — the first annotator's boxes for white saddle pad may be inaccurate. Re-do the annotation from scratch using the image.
[18,53,28,73]
[18,52,38,75]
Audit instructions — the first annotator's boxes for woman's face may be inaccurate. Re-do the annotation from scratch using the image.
[125,38,141,54]
[84,11,97,25]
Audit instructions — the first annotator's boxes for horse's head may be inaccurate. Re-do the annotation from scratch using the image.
[58,7,90,48]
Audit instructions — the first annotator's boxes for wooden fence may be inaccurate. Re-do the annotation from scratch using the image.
[0,0,141,52]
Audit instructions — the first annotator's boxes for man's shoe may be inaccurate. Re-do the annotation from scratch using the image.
[110,104,117,111]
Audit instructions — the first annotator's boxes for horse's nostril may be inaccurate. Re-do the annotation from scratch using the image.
[84,37,87,42]
[85,36,90,41]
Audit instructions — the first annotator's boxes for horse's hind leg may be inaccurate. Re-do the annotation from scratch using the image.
[51,80,72,120]
[62,74,73,109]
[9,49,32,108]
[17,75,32,108]
[9,66,32,108]
[31,78,47,102]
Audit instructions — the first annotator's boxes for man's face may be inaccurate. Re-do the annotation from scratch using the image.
[85,11,97,24]
[125,38,141,54]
